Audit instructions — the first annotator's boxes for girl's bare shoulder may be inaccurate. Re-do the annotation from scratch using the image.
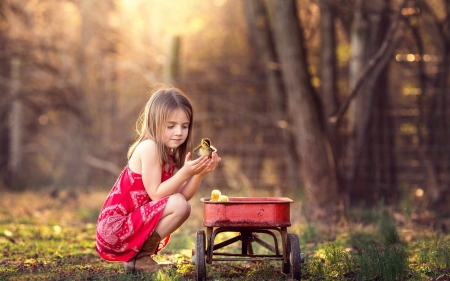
[137,139,157,149]
[134,139,157,156]
[130,139,159,172]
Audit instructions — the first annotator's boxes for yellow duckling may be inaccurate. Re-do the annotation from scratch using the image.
[218,195,229,202]
[211,189,221,201]
[194,138,217,159]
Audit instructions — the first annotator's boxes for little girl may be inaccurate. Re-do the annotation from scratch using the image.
[95,85,221,273]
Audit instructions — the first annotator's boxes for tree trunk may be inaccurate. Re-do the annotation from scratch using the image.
[244,0,300,190]
[7,57,22,188]
[410,21,440,209]
[164,36,181,85]
[364,0,396,203]
[346,0,369,202]
[346,0,396,205]
[0,0,10,187]
[267,0,339,218]
[423,1,450,206]
[319,0,342,190]
[61,0,96,186]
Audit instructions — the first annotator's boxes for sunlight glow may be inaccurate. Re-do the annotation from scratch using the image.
[122,0,140,10]
[277,120,288,129]
[53,225,62,234]
[400,123,417,135]
[401,7,420,16]
[415,188,424,197]
[39,115,49,125]
[396,54,437,62]
[403,88,422,96]
[213,0,227,7]
[156,55,166,64]
[406,54,415,62]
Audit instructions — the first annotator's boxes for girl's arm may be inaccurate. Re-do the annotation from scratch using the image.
[138,140,210,200]
[178,152,221,201]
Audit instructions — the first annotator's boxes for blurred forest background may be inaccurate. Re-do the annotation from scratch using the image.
[0,0,449,219]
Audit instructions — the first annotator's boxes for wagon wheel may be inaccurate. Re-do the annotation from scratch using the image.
[195,230,206,281]
[282,231,290,274]
[287,233,301,280]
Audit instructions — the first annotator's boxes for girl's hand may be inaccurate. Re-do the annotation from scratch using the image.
[198,152,221,175]
[182,152,210,176]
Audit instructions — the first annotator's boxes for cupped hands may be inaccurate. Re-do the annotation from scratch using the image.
[182,152,221,176]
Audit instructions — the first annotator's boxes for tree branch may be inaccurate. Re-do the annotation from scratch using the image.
[84,154,122,176]
[328,0,409,123]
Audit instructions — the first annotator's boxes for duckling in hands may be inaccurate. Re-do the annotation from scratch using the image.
[194,138,217,159]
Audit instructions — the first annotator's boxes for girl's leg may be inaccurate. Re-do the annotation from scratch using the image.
[155,193,191,238]
[124,194,187,273]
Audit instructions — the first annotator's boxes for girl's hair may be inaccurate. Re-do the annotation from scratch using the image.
[127,85,193,169]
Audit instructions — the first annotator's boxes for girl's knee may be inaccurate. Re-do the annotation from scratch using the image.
[168,193,191,215]
[182,202,191,219]
[169,193,187,205]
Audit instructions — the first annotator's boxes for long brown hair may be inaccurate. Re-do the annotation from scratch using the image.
[127,85,193,169]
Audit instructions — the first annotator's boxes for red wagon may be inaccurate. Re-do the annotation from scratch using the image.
[193,197,304,281]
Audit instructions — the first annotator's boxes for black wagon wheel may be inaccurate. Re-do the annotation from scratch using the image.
[195,230,207,281]
[287,233,301,280]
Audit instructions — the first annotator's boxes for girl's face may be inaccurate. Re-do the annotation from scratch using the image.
[163,108,190,150]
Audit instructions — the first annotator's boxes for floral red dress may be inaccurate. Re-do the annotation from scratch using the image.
[95,164,175,262]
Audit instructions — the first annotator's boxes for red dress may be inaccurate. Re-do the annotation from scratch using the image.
[95,164,174,262]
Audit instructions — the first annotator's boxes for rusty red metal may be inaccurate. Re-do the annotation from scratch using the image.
[201,197,293,228]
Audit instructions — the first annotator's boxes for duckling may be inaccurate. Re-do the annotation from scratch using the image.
[218,195,229,202]
[211,189,221,201]
[194,138,217,159]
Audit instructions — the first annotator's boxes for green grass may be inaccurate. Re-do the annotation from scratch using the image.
[357,243,408,281]
[1,190,450,280]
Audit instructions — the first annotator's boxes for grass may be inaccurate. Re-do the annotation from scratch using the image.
[357,243,408,281]
[0,189,450,280]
